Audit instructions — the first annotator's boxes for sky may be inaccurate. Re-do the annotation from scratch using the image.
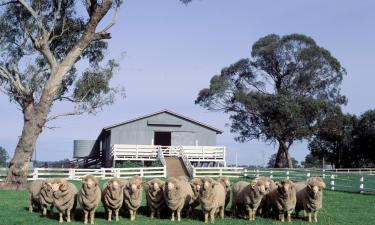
[1,0,375,166]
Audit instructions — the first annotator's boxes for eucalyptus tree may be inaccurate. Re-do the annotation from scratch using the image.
[196,34,346,168]
[0,0,191,189]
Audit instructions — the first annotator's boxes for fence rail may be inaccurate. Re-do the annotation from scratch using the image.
[0,167,167,181]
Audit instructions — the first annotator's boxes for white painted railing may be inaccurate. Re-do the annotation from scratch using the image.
[179,149,194,177]
[0,167,167,181]
[193,167,244,178]
[111,144,226,164]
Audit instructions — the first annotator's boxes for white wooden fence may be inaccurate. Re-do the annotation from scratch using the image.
[111,145,226,165]
[0,167,167,181]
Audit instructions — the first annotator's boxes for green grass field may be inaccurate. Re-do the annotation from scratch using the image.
[0,180,375,225]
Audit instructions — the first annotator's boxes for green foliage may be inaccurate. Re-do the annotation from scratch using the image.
[0,146,9,167]
[196,33,346,167]
[150,160,163,167]
[310,110,375,168]
[115,161,143,168]
[301,153,323,168]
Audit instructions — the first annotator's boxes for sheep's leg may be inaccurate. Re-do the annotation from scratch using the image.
[220,207,224,219]
[314,211,318,222]
[59,212,64,223]
[171,211,175,221]
[108,210,112,221]
[42,207,47,216]
[279,213,284,222]
[156,210,161,219]
[177,210,181,222]
[248,209,253,220]
[210,208,216,224]
[67,210,71,223]
[252,208,257,221]
[204,211,209,223]
[90,209,95,224]
[84,211,88,224]
[287,212,291,222]
[186,207,191,219]
[129,210,134,221]
[29,196,33,212]
[308,212,312,223]
[150,210,155,219]
[115,209,120,221]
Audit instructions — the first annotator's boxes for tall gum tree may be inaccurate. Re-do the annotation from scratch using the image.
[0,0,192,189]
[196,34,346,168]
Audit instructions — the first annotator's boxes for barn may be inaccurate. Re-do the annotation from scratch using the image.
[73,110,226,171]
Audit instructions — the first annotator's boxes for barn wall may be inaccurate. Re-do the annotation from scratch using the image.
[109,112,217,146]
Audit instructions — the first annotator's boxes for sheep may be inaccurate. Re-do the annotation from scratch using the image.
[28,180,43,213]
[266,179,296,222]
[190,178,202,209]
[51,178,78,223]
[144,178,165,219]
[231,179,266,221]
[295,177,326,223]
[217,176,231,209]
[199,176,226,223]
[39,179,55,216]
[78,175,101,224]
[102,178,125,221]
[255,176,276,216]
[163,176,194,222]
[123,175,142,221]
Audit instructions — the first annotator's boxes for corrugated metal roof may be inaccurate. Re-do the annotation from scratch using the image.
[103,109,223,134]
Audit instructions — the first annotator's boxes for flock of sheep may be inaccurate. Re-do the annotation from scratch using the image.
[28,175,326,224]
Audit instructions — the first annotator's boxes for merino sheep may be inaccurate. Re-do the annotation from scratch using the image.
[199,176,226,223]
[231,179,266,221]
[39,179,55,216]
[123,175,142,221]
[217,176,231,209]
[144,178,165,219]
[255,176,276,216]
[78,175,101,224]
[295,177,326,222]
[51,178,78,223]
[163,176,194,222]
[29,180,43,213]
[190,178,202,209]
[266,179,296,222]
[102,178,125,221]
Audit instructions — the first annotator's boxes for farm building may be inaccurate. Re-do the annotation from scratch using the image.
[73,110,226,175]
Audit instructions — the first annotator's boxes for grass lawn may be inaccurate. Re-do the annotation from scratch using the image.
[0,181,374,225]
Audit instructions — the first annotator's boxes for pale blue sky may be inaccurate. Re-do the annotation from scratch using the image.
[1,0,375,165]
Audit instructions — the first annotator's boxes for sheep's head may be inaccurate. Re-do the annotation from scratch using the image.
[82,175,99,190]
[200,176,217,197]
[250,179,266,196]
[147,178,164,192]
[277,179,295,198]
[165,177,181,199]
[51,179,68,192]
[126,175,142,195]
[190,178,202,195]
[307,177,325,197]
[256,177,275,193]
[218,176,231,191]
[42,179,54,195]
[108,178,124,192]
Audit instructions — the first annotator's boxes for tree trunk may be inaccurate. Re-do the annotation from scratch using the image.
[274,140,286,168]
[1,104,47,189]
[284,150,293,169]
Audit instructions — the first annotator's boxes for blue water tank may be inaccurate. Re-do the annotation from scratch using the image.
[73,140,96,158]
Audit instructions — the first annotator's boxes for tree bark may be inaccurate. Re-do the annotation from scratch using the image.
[274,139,293,168]
[284,149,293,169]
[1,103,47,189]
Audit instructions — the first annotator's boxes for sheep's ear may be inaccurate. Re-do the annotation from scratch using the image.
[82,176,86,183]
[320,181,326,189]
[250,180,257,189]
[95,177,100,184]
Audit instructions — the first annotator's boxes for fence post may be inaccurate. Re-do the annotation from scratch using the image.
[256,169,259,178]
[330,175,335,191]
[359,176,364,194]
[192,167,195,178]
[101,168,105,179]
[140,168,144,177]
[68,168,75,180]
[306,172,311,181]
[322,169,326,179]
[243,168,247,178]
[270,170,273,179]
[33,168,38,180]
[220,168,223,176]
[286,170,290,180]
